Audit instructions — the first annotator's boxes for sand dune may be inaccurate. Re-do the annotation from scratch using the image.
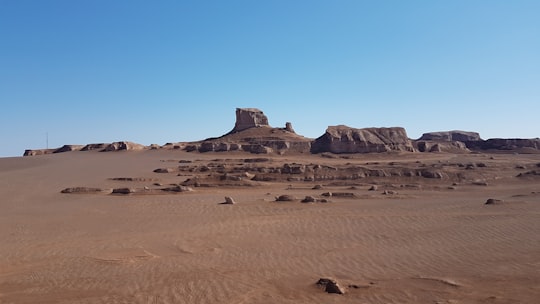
[1,150,539,303]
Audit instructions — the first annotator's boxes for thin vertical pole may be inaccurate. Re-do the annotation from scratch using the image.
[46,132,48,149]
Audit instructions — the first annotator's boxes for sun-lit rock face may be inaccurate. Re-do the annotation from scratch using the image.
[311,125,415,154]
[231,108,269,133]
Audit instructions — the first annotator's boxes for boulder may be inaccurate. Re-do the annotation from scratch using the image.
[275,195,296,202]
[316,278,346,294]
[485,198,504,205]
[301,196,316,203]
[311,125,415,154]
[231,108,269,133]
[222,196,236,204]
[419,130,482,142]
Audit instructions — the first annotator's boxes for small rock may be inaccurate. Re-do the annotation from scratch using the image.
[316,278,346,294]
[275,195,295,202]
[112,188,135,194]
[485,198,503,205]
[312,184,323,190]
[368,185,378,191]
[223,196,236,204]
[301,196,316,203]
[383,190,397,195]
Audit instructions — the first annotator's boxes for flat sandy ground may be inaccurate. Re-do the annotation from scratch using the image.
[0,150,539,303]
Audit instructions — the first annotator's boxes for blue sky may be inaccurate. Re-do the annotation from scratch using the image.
[1,0,539,157]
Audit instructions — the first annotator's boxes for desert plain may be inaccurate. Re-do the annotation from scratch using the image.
[2,109,540,303]
[1,147,539,304]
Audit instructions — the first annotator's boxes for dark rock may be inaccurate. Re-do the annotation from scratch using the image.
[301,196,316,203]
[275,195,296,202]
[222,196,236,204]
[112,188,135,194]
[61,187,110,194]
[153,168,174,173]
[485,198,503,205]
[316,278,346,294]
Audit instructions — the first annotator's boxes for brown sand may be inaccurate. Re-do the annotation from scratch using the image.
[1,150,539,303]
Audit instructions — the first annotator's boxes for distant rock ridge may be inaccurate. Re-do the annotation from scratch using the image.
[23,141,147,156]
[22,108,540,156]
[419,130,482,142]
[311,125,415,154]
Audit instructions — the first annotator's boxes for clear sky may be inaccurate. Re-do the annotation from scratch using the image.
[1,0,539,157]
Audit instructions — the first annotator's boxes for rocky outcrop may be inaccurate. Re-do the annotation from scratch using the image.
[102,141,146,152]
[414,141,469,153]
[285,122,295,133]
[419,130,482,142]
[467,138,540,151]
[54,145,84,153]
[192,108,312,154]
[81,143,108,151]
[316,278,346,294]
[311,125,415,154]
[23,149,56,156]
[231,108,269,133]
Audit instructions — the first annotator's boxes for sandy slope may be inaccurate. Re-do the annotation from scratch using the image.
[0,150,539,303]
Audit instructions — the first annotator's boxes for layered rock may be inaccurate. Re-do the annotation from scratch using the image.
[193,108,311,154]
[23,149,56,156]
[311,125,415,154]
[419,130,482,142]
[231,108,269,133]
[467,138,540,151]
[102,141,146,152]
[24,145,83,156]
[55,145,84,153]
[81,143,109,151]
[414,141,469,153]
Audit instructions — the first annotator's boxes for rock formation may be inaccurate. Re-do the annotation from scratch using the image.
[414,140,469,153]
[311,125,415,154]
[193,108,312,154]
[102,141,146,152]
[419,130,482,142]
[285,122,295,133]
[22,108,539,156]
[23,149,56,156]
[231,108,269,133]
[466,138,540,151]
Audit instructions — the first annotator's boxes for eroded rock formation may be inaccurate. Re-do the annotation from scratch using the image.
[231,108,269,133]
[419,130,482,142]
[311,125,415,154]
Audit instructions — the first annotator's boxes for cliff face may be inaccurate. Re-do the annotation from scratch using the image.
[311,125,415,154]
[231,108,269,133]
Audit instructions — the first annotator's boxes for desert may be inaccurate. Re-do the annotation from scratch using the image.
[1,108,539,303]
